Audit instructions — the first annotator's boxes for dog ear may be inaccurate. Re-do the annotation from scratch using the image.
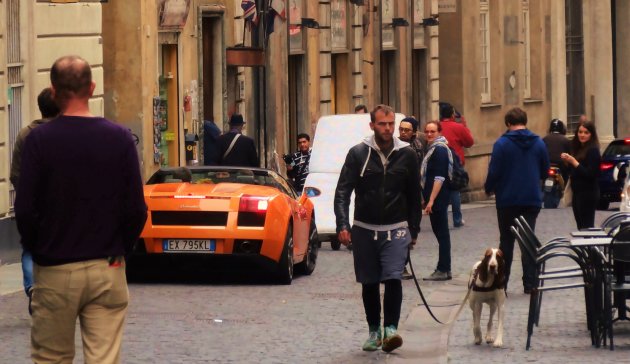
[478,254,490,283]
[484,248,493,258]
[495,248,504,258]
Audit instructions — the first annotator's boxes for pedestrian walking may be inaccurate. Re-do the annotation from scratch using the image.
[484,107,549,294]
[14,55,148,363]
[334,104,421,353]
[10,87,59,315]
[397,116,426,279]
[561,121,601,229]
[355,104,368,114]
[203,119,222,165]
[421,121,453,281]
[217,113,259,167]
[284,133,312,193]
[543,118,571,183]
[440,103,473,227]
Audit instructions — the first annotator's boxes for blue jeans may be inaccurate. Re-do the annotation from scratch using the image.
[21,249,34,295]
[450,190,463,226]
[429,207,452,272]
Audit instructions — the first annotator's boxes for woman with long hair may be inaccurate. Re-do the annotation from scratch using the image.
[560,122,601,229]
[421,120,453,281]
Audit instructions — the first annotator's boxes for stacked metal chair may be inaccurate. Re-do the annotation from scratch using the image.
[511,219,600,350]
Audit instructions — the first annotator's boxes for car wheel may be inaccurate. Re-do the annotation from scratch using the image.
[597,200,610,210]
[276,224,294,284]
[297,220,319,275]
[330,237,341,251]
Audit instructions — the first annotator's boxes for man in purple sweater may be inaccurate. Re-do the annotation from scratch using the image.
[14,55,147,363]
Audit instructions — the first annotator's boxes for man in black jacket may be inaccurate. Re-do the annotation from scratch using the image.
[217,113,259,167]
[334,104,421,353]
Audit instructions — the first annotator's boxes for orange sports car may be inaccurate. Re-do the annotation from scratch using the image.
[131,166,319,284]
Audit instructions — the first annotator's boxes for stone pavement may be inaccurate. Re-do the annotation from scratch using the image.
[3,202,630,363]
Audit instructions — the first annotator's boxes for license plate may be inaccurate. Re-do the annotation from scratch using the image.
[544,179,554,187]
[163,239,215,253]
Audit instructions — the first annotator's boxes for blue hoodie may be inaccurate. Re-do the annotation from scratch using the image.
[484,129,549,208]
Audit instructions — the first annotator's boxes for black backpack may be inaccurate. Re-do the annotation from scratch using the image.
[449,149,469,191]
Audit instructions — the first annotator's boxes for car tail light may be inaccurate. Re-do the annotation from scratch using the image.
[601,162,614,171]
[548,168,556,176]
[625,138,630,144]
[239,195,269,212]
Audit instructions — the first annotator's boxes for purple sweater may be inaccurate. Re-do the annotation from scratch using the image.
[14,116,147,266]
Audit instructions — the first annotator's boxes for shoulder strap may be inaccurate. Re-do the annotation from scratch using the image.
[223,133,241,159]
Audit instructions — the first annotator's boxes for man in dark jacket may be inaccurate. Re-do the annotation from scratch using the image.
[543,118,571,183]
[334,104,421,353]
[10,87,59,315]
[484,107,549,294]
[203,119,222,165]
[14,55,148,363]
[217,113,259,167]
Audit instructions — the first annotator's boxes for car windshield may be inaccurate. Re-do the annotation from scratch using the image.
[603,141,630,158]
[147,168,290,192]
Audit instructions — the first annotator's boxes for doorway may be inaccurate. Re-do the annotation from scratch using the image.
[288,55,305,152]
[158,44,180,167]
[331,53,350,114]
[380,50,396,107]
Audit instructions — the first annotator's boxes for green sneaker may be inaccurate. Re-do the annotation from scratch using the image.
[382,325,403,352]
[362,326,382,351]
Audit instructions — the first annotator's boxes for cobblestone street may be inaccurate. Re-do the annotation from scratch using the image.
[3,203,630,363]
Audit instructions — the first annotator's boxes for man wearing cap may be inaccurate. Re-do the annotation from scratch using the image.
[217,113,259,167]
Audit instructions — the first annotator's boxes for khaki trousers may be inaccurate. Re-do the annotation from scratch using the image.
[31,258,129,364]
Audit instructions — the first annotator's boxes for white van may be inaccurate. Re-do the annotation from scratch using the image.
[303,113,406,250]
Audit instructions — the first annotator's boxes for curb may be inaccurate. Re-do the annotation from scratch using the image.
[387,276,469,364]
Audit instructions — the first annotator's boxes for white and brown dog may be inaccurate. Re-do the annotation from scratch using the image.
[468,248,506,348]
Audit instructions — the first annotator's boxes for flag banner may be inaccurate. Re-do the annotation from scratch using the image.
[270,0,286,19]
[241,0,258,25]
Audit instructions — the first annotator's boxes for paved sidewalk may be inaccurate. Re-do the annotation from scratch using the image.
[0,263,22,296]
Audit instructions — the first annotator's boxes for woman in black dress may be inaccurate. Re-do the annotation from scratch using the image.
[560,122,601,229]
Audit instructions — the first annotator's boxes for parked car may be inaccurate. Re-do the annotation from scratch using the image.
[129,166,319,284]
[302,113,406,250]
[598,138,630,210]
[621,173,630,212]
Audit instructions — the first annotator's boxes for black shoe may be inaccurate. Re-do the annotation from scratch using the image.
[27,288,33,316]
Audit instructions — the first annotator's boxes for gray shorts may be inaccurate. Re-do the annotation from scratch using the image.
[351,225,411,284]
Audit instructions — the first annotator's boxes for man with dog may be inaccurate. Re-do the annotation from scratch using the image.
[334,104,421,352]
[484,107,549,294]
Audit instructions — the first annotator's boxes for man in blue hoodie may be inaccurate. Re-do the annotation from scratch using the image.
[484,107,549,294]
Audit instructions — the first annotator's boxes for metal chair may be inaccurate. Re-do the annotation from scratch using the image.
[602,222,630,350]
[511,226,598,350]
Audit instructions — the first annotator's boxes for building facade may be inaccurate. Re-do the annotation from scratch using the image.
[438,0,616,201]
[102,0,440,179]
[0,0,104,261]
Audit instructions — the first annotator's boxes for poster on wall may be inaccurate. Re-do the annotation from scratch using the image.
[331,0,348,51]
[153,97,164,164]
[381,0,394,49]
[289,0,304,53]
[413,0,425,48]
[158,0,191,30]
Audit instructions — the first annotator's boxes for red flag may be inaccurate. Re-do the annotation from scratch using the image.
[241,0,259,25]
[270,0,285,20]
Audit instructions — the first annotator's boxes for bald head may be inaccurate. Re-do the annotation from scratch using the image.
[50,55,93,109]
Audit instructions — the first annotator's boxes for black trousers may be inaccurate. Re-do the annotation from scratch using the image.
[496,206,540,290]
[362,280,402,329]
[572,192,598,230]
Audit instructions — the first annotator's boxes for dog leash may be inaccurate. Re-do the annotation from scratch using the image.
[407,251,474,325]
